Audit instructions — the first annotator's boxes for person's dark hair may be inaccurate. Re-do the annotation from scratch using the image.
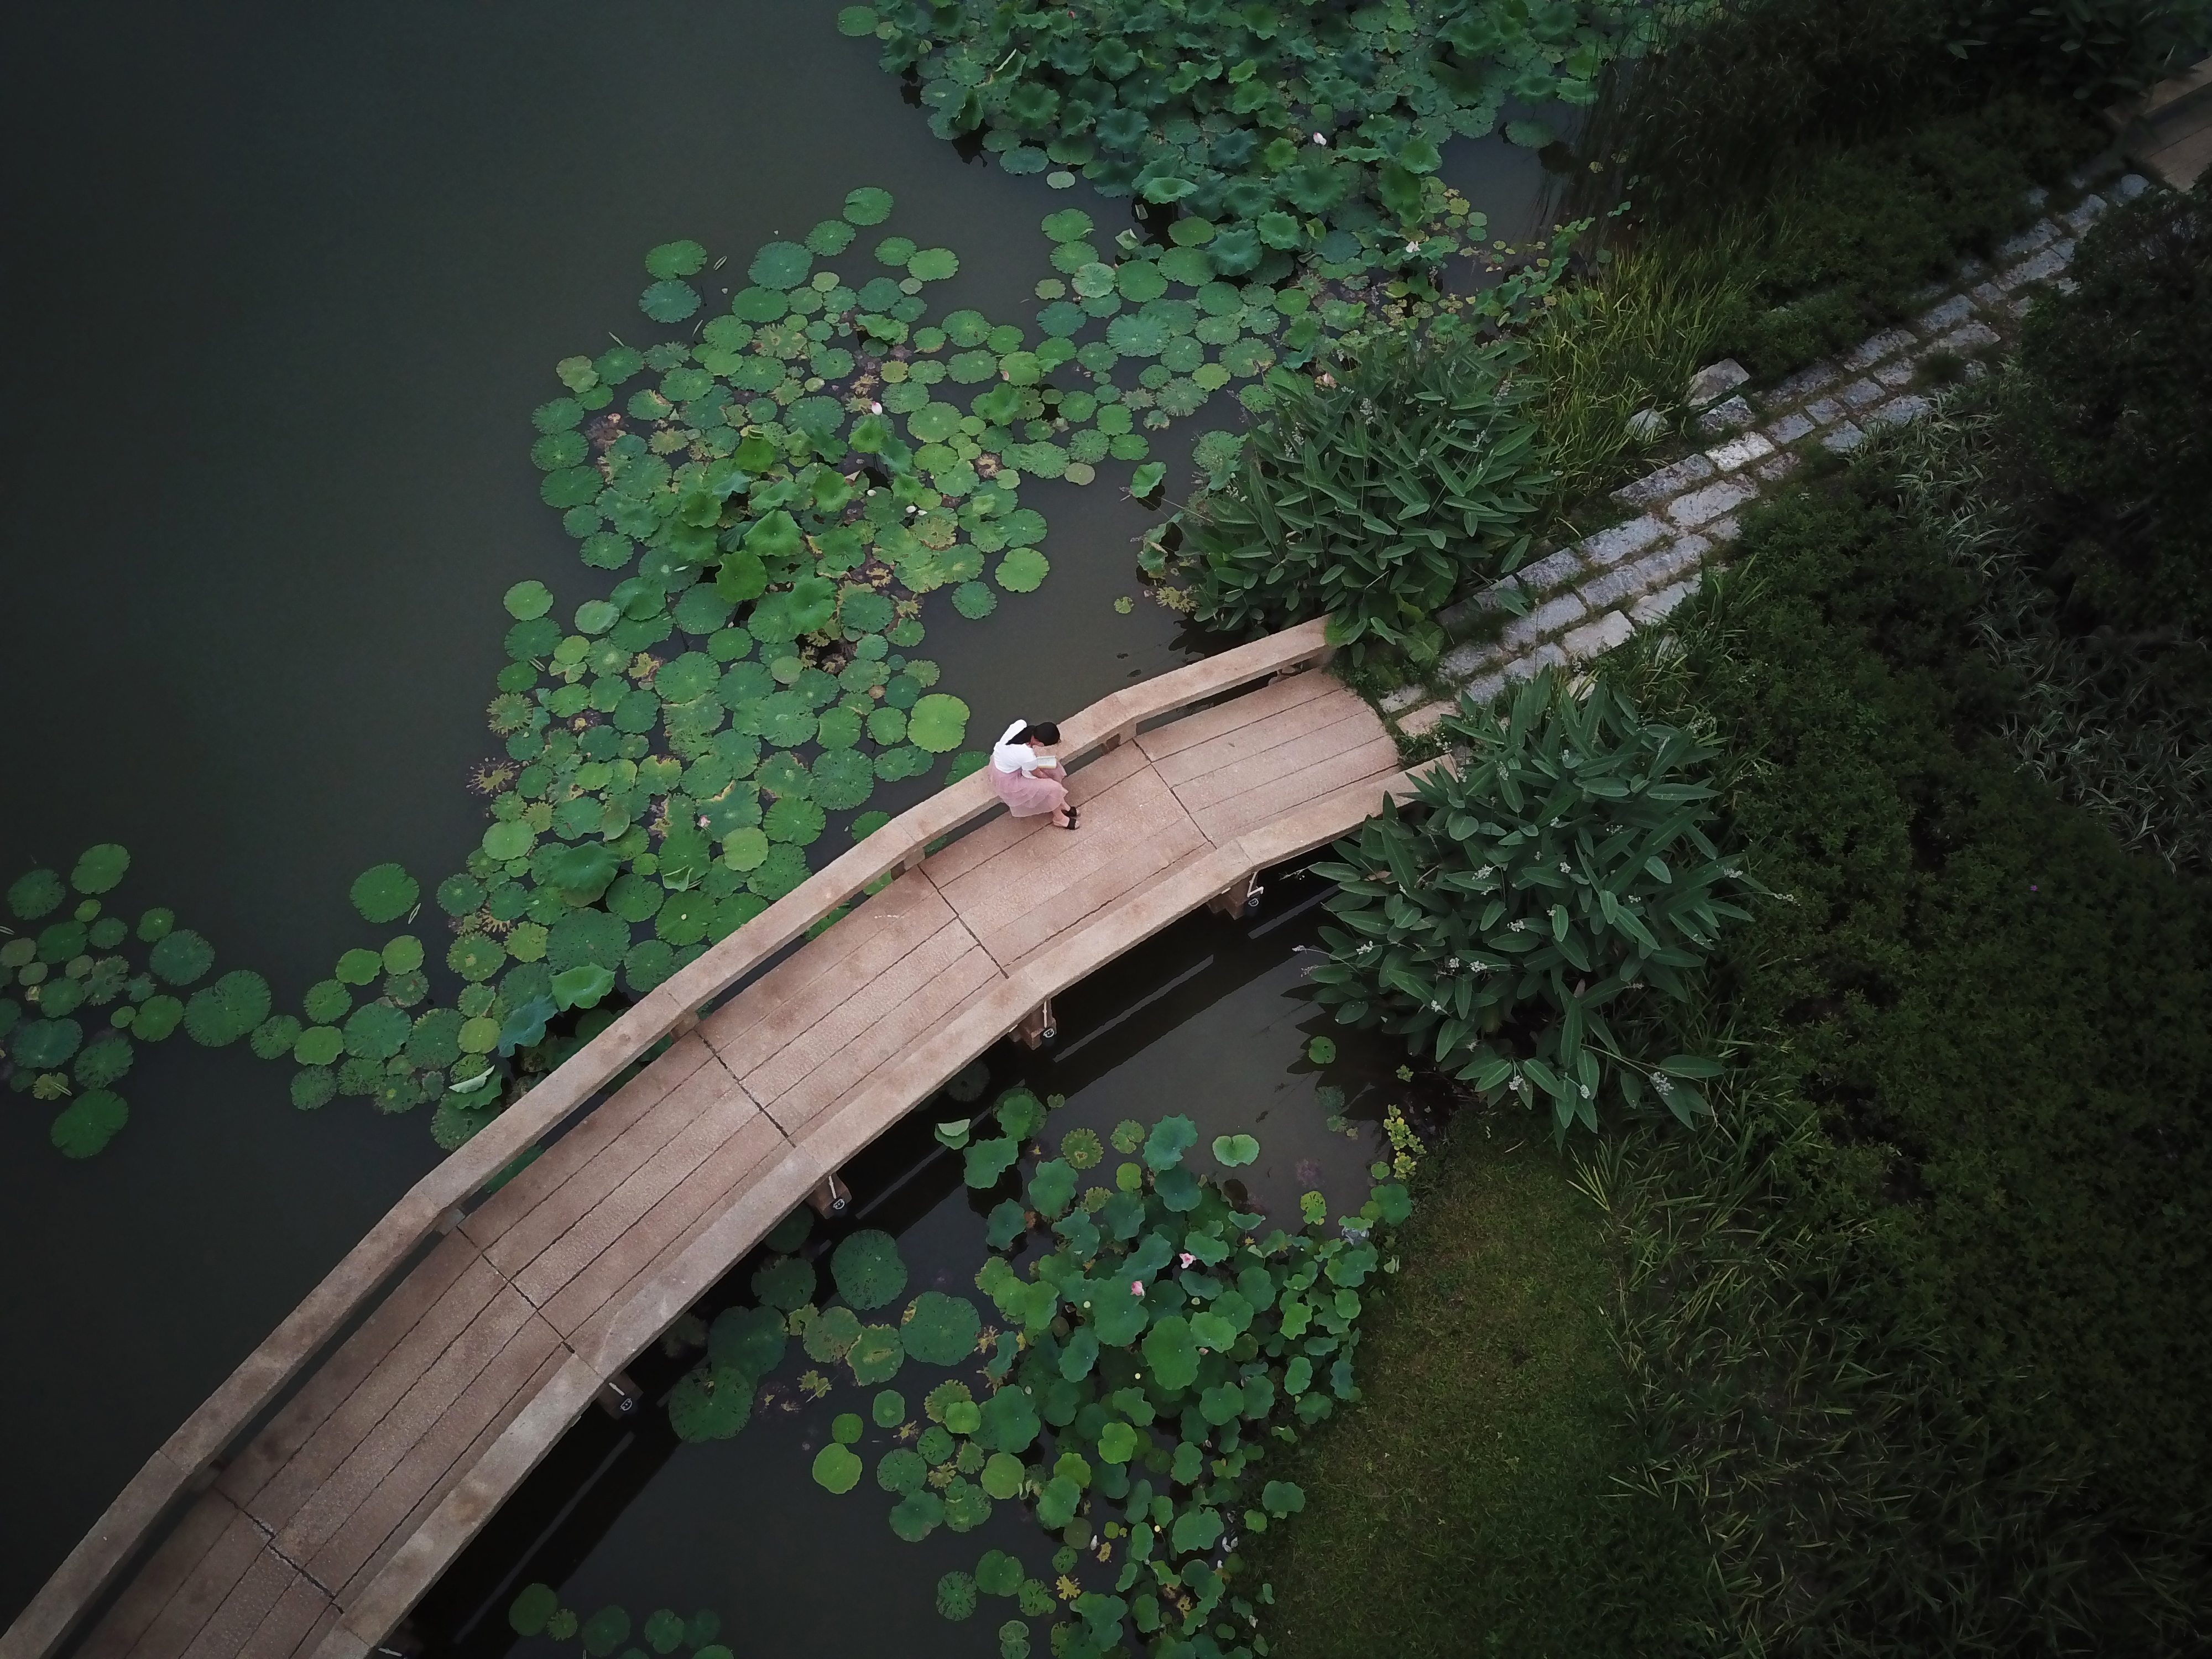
[1015,721,1060,745]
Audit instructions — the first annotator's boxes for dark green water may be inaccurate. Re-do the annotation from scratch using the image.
[0,1,1553,1637]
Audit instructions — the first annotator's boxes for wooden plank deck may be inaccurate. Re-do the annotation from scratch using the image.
[19,642,1415,1659]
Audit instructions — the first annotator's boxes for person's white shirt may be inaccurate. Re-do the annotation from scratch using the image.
[992,719,1061,776]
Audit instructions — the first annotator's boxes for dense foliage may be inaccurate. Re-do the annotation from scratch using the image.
[1602,455,2212,1652]
[1310,669,1745,1135]
[2003,175,2212,662]
[962,1099,1412,1659]
[849,0,1650,260]
[1173,337,1548,662]
[1589,0,2197,223]
[1703,93,2103,378]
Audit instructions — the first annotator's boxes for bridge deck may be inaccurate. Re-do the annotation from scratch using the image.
[62,661,1401,1659]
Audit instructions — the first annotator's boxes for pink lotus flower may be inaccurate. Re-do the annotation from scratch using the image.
[1130,1279,1146,1297]
[1178,1251,1197,1269]
[1312,132,1328,145]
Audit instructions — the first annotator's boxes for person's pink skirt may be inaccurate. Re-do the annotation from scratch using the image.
[990,765,1068,818]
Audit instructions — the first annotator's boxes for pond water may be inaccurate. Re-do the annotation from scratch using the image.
[0,1,1555,1635]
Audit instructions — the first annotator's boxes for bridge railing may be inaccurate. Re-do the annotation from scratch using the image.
[3,617,1336,1659]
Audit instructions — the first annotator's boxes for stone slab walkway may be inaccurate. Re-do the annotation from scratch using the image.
[1383,171,2153,741]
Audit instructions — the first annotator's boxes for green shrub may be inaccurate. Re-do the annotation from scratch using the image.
[1173,337,1550,664]
[2004,175,2212,652]
[1601,457,2212,1650]
[1309,669,1749,1137]
[1705,94,2104,378]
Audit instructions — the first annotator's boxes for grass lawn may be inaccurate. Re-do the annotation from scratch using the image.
[1251,1120,1708,1659]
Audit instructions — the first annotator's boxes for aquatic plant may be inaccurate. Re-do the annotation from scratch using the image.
[839,0,1651,263]
[3,844,277,1156]
[1308,667,1750,1136]
[1170,335,1551,664]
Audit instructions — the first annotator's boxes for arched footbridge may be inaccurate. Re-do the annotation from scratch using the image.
[7,619,1417,1659]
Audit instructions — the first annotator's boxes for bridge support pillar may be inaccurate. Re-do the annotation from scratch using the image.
[1206,871,1264,917]
[807,1173,852,1218]
[595,1372,643,1421]
[1015,997,1057,1048]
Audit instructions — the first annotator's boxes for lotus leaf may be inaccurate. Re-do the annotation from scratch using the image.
[935,1571,978,1623]
[889,1489,945,1542]
[184,970,270,1047]
[1170,1506,1223,1553]
[903,1292,982,1365]
[877,1446,927,1495]
[831,1228,907,1310]
[1140,1314,1200,1391]
[812,1442,863,1494]
[1212,1133,1259,1166]
[7,869,63,920]
[943,1478,993,1532]
[975,1385,1040,1454]
[1116,261,1168,303]
[13,1017,82,1070]
[963,1135,1020,1188]
[640,279,700,322]
[508,1584,559,1638]
[804,1303,862,1363]
[147,928,213,986]
[748,241,812,290]
[1131,461,1167,498]
[381,935,425,975]
[1060,1127,1102,1170]
[69,844,129,895]
[248,1015,300,1062]
[907,247,959,281]
[752,1255,815,1312]
[669,1360,753,1441]
[905,693,969,753]
[1306,1035,1337,1063]
[1027,1159,1076,1219]
[132,995,182,1041]
[646,239,707,279]
[831,184,890,226]
[641,1609,685,1656]
[1144,1114,1197,1170]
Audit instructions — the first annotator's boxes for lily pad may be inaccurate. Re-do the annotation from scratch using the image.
[350,863,419,924]
[646,238,708,278]
[669,1360,754,1441]
[51,1089,128,1159]
[752,1255,816,1311]
[903,1292,982,1365]
[1307,1035,1337,1064]
[7,869,64,920]
[750,241,813,290]
[843,186,894,226]
[1212,1133,1260,1166]
[994,549,1048,593]
[812,1442,864,1494]
[804,1303,863,1363]
[69,844,130,895]
[906,693,969,753]
[184,970,271,1047]
[147,928,214,986]
[889,1489,946,1542]
[641,279,701,322]
[848,1323,905,1384]
[908,248,959,281]
[832,1228,908,1310]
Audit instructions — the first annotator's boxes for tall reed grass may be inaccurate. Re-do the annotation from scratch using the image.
[1518,227,1757,519]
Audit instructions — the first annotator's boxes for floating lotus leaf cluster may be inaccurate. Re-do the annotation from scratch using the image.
[559,1091,1408,1659]
[838,0,1647,259]
[2,846,274,1156]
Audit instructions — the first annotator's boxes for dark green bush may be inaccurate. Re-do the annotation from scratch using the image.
[2004,175,2212,655]
[1954,0,2212,103]
[1708,94,2105,378]
[1610,459,2212,1651]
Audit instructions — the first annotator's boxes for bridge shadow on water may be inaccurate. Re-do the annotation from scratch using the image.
[411,855,1407,1659]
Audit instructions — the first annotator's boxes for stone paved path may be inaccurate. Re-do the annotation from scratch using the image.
[1384,171,2153,740]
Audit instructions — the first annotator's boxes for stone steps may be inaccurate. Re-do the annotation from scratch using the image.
[1383,172,2152,740]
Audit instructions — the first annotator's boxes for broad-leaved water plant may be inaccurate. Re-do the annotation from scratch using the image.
[1171,336,1551,663]
[1310,667,1750,1135]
